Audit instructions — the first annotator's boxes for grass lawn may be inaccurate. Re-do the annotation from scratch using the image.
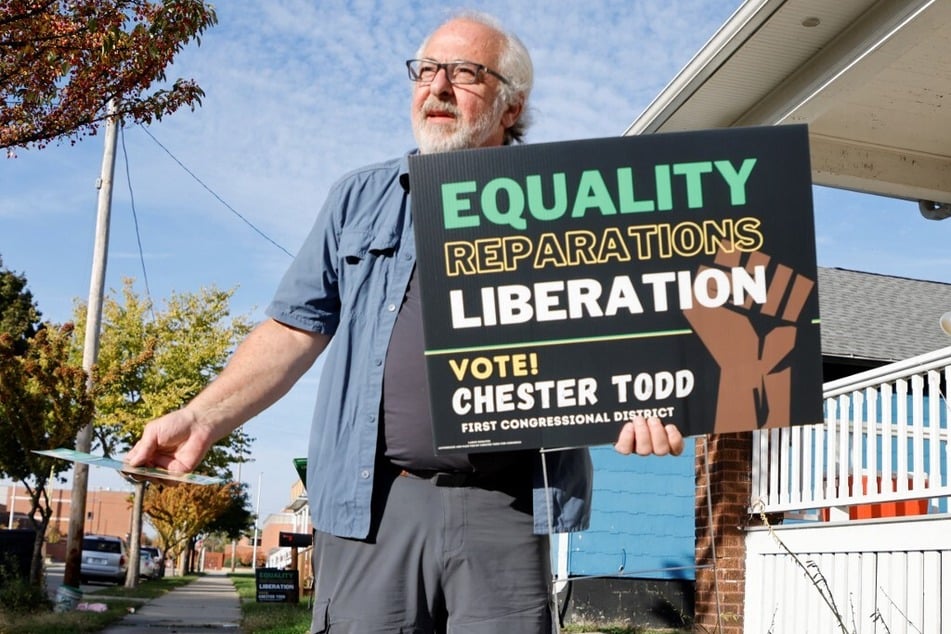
[0,575,197,634]
[5,570,693,634]
[562,625,692,633]
[229,572,690,634]
[231,572,312,634]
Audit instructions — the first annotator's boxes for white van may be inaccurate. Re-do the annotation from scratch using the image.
[80,534,128,584]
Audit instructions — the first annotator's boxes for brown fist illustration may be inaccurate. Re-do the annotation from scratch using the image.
[684,246,814,434]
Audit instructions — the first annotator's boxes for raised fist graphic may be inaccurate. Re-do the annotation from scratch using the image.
[684,246,815,434]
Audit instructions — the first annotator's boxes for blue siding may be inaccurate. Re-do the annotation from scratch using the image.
[567,445,695,580]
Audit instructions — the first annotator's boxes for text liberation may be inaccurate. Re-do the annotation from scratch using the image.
[448,265,765,329]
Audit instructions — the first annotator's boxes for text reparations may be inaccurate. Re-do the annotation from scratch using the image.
[444,218,763,276]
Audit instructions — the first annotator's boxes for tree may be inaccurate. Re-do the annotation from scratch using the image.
[142,481,238,575]
[0,258,92,587]
[0,256,42,350]
[203,481,254,541]
[200,480,254,570]
[0,0,217,152]
[0,324,94,586]
[78,279,254,466]
[72,279,254,584]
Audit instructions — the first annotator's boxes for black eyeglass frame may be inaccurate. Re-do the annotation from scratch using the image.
[405,58,510,86]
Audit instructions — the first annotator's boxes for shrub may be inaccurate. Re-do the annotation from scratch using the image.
[0,575,51,614]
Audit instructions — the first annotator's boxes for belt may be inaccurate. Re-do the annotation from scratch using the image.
[398,468,494,487]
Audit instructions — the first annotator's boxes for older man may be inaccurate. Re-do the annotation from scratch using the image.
[127,11,682,633]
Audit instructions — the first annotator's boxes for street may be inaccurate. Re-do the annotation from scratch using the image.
[44,562,116,600]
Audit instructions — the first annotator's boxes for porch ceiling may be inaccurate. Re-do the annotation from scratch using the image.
[625,0,951,213]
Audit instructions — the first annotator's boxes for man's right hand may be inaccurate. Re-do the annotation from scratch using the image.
[125,409,216,474]
[124,318,330,475]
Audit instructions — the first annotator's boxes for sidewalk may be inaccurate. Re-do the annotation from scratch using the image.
[92,570,608,634]
[100,569,243,633]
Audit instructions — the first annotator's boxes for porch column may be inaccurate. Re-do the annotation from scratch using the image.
[694,432,753,633]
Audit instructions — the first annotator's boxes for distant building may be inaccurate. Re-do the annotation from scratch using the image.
[1,484,134,561]
[262,478,312,570]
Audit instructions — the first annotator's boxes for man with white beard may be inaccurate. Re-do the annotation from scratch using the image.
[127,11,683,633]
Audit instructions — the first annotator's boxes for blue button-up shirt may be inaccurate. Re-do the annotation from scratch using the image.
[267,154,592,539]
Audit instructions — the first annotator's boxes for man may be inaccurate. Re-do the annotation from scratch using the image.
[127,11,683,633]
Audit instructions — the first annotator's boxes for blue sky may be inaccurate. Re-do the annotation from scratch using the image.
[3,1,950,523]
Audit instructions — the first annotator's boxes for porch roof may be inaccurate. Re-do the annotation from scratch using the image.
[625,0,951,214]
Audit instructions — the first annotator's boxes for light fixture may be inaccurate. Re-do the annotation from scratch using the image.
[940,311,951,336]
[920,200,951,221]
[801,17,821,28]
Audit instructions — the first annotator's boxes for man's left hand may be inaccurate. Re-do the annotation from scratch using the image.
[614,416,684,456]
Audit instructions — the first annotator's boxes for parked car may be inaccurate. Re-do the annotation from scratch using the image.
[80,534,128,584]
[138,550,159,580]
[140,546,165,578]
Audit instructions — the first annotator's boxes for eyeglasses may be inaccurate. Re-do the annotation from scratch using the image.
[405,59,509,86]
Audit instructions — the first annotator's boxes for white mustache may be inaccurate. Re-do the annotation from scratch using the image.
[420,99,461,118]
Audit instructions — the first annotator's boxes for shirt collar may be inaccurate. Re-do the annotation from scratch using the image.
[398,149,418,192]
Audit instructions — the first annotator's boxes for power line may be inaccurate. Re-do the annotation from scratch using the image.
[119,123,156,323]
[138,126,294,258]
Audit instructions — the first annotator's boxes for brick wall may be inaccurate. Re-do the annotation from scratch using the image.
[694,432,753,633]
[3,486,134,561]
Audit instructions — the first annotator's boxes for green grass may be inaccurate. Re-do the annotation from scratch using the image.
[0,575,198,634]
[4,571,691,634]
[231,572,312,634]
[84,574,198,600]
[562,625,691,634]
[0,600,140,634]
[228,572,691,634]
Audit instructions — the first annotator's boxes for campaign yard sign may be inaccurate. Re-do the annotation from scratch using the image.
[409,125,822,453]
[255,567,299,603]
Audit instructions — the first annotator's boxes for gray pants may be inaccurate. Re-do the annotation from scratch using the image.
[309,468,553,633]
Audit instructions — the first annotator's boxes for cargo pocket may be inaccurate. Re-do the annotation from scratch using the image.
[309,598,329,633]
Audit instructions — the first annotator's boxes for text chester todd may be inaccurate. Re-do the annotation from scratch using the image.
[452,369,694,415]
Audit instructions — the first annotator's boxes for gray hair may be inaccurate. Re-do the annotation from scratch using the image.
[416,11,533,144]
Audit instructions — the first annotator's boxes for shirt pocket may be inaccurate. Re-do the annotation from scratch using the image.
[337,229,400,304]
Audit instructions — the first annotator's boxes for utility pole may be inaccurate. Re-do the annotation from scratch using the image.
[7,482,15,529]
[230,458,253,571]
[125,480,146,587]
[63,101,118,591]
[251,471,262,569]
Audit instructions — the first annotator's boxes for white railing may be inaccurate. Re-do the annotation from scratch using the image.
[745,516,951,633]
[752,345,951,516]
[267,547,293,569]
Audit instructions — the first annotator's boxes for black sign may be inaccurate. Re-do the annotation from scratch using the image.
[255,567,299,603]
[409,126,822,453]
[279,531,313,548]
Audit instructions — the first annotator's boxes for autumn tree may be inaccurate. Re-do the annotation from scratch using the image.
[1,0,217,152]
[0,324,93,586]
[0,258,93,587]
[196,480,253,570]
[202,480,253,542]
[142,481,238,575]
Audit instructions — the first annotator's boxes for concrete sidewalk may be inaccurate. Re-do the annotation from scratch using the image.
[99,569,242,633]
[92,570,610,633]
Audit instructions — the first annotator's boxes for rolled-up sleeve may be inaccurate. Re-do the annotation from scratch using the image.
[266,186,344,336]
